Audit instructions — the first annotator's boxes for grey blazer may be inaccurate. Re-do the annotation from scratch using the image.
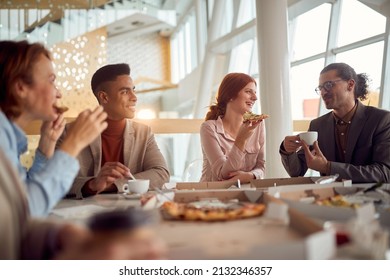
[280,102,390,183]
[59,119,170,198]
[0,149,60,259]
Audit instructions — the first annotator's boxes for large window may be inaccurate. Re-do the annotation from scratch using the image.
[290,4,331,119]
[290,4,331,61]
[229,39,254,74]
[220,0,233,37]
[290,0,387,119]
[170,10,198,83]
[338,0,386,47]
[290,59,324,119]
[236,0,256,28]
[336,42,384,106]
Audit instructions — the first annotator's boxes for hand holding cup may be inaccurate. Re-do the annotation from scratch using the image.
[298,131,318,146]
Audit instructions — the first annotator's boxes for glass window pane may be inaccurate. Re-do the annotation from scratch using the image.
[249,40,258,76]
[9,9,19,39]
[207,0,214,21]
[336,42,384,107]
[184,21,192,74]
[291,4,331,61]
[178,30,185,80]
[220,0,233,37]
[290,59,325,119]
[1,10,8,39]
[189,12,198,70]
[338,0,386,47]
[170,36,179,83]
[229,39,254,73]
[236,0,256,27]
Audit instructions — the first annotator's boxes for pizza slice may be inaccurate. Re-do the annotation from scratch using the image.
[243,111,269,123]
[315,195,359,209]
[53,105,69,114]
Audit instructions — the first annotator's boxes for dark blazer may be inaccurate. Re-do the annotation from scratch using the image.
[58,119,170,198]
[280,102,390,183]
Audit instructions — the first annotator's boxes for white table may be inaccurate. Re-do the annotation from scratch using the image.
[50,192,326,259]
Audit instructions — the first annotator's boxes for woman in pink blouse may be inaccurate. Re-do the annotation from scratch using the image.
[200,73,266,183]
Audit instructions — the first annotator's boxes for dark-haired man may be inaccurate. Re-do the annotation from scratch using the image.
[279,62,390,183]
[59,63,170,198]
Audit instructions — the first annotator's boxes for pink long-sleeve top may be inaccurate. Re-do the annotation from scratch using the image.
[200,116,266,182]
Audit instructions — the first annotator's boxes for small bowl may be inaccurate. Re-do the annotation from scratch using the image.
[115,179,150,194]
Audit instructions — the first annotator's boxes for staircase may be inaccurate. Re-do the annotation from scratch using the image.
[0,0,176,46]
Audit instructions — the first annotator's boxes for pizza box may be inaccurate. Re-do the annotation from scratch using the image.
[270,186,376,222]
[265,181,353,196]
[171,188,264,203]
[155,189,335,259]
[251,176,319,189]
[165,176,346,191]
[163,180,244,190]
[169,177,331,190]
[250,176,353,190]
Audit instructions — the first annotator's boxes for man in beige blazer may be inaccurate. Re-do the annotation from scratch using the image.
[59,63,170,198]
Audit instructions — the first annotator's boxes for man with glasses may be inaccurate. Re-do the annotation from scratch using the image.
[279,62,390,183]
[58,63,170,198]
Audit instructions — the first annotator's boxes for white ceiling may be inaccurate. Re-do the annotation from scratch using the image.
[106,12,175,38]
[1,0,390,42]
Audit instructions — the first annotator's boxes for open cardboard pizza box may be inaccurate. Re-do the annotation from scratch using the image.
[163,180,244,190]
[166,176,341,190]
[155,189,336,259]
[251,176,319,188]
[250,176,352,190]
[270,186,376,222]
[164,176,352,191]
[172,188,264,203]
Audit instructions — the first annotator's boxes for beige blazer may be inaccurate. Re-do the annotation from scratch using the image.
[60,119,170,198]
[0,149,60,259]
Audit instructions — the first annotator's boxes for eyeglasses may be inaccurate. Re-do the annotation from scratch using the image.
[315,79,343,94]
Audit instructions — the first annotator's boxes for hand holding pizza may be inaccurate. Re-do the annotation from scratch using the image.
[235,112,268,152]
[234,121,260,151]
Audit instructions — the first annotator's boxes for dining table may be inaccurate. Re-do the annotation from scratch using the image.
[50,181,390,260]
[50,191,333,260]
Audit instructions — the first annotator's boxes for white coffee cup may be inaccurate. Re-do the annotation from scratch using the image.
[299,131,318,146]
[114,179,150,194]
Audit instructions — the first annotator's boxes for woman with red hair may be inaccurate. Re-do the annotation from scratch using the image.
[200,73,266,183]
